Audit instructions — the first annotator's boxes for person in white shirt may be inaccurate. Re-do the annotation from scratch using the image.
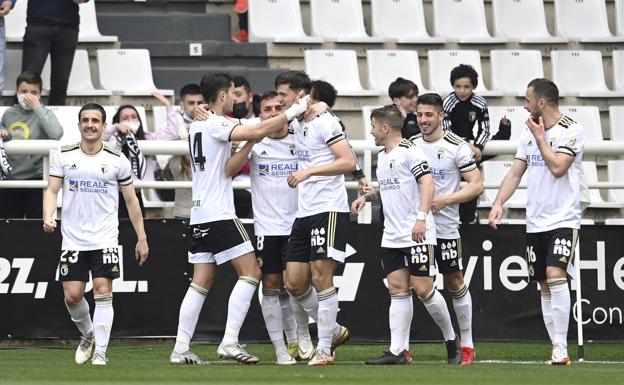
[488,78,586,366]
[42,103,149,366]
[169,72,309,365]
[411,93,483,365]
[352,104,459,365]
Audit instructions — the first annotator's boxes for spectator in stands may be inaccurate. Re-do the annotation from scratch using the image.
[442,64,491,224]
[21,0,90,106]
[0,0,16,93]
[231,76,257,120]
[388,77,420,139]
[0,70,62,219]
[232,0,248,43]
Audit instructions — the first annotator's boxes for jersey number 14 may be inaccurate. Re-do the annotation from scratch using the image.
[189,132,207,171]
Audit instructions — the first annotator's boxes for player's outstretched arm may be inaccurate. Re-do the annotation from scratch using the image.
[120,183,149,266]
[226,141,254,177]
[433,168,484,212]
[42,176,62,233]
[287,140,356,188]
[488,158,527,229]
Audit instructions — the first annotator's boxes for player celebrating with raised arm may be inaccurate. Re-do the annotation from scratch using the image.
[352,104,459,365]
[169,73,309,365]
[488,78,585,365]
[43,103,149,366]
[411,93,484,365]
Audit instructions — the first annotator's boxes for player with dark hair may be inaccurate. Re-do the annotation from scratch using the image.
[388,77,420,138]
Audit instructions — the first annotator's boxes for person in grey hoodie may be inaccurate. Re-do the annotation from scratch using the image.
[0,70,63,218]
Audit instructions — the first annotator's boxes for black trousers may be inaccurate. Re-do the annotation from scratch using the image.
[0,187,43,219]
[21,23,79,106]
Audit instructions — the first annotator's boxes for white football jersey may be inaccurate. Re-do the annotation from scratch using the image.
[290,113,349,217]
[188,112,236,224]
[249,134,298,236]
[377,139,436,248]
[412,131,477,238]
[49,143,133,251]
[515,115,585,232]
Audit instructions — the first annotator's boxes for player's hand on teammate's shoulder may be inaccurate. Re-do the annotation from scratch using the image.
[194,104,210,121]
[43,216,56,233]
[135,238,149,266]
[303,101,328,122]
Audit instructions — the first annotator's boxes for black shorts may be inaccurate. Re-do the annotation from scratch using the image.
[188,218,254,265]
[380,245,435,277]
[255,235,289,275]
[286,212,349,263]
[525,228,578,282]
[57,248,121,282]
[434,238,463,274]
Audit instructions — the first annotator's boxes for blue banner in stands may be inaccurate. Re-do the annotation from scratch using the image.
[0,220,622,341]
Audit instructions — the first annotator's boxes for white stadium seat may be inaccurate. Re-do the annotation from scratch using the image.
[370,0,445,44]
[582,161,620,208]
[551,51,624,98]
[4,1,26,42]
[607,160,624,205]
[481,160,528,208]
[613,50,624,92]
[78,1,118,42]
[617,0,624,37]
[432,0,507,44]
[491,0,568,43]
[309,0,388,43]
[609,106,624,141]
[47,106,83,144]
[41,50,112,97]
[487,106,530,140]
[1,50,22,96]
[366,50,426,94]
[248,0,322,43]
[559,106,603,142]
[427,50,502,97]
[360,105,383,142]
[554,0,624,42]
[96,49,173,96]
[490,50,544,96]
[304,50,380,96]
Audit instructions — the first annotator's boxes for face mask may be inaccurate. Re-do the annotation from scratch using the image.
[123,120,141,133]
[17,94,32,110]
[232,101,248,119]
[181,112,194,124]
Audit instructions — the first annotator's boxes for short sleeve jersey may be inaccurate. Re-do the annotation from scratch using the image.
[49,142,133,251]
[412,131,477,238]
[249,134,298,236]
[188,112,237,224]
[377,139,437,248]
[515,115,585,232]
[290,113,349,217]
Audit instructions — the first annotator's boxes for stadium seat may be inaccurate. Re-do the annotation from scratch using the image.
[1,49,22,96]
[366,50,426,94]
[47,106,83,144]
[481,160,527,208]
[491,0,568,43]
[582,161,620,208]
[370,0,445,44]
[608,160,624,205]
[4,0,26,42]
[41,50,112,97]
[487,106,530,140]
[617,0,624,37]
[248,0,322,43]
[559,106,603,142]
[96,49,173,96]
[605,218,624,225]
[554,0,624,42]
[360,105,383,142]
[427,50,502,97]
[613,50,624,92]
[609,106,624,141]
[551,51,624,98]
[309,0,388,43]
[78,1,118,42]
[304,50,380,96]
[432,0,507,44]
[490,50,544,96]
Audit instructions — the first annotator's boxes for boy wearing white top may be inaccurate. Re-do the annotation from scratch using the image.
[488,78,585,365]
[43,103,149,366]
[352,104,459,365]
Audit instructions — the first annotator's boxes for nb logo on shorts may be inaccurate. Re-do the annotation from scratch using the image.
[440,241,458,261]
[410,246,428,264]
[102,248,119,265]
[553,238,572,258]
[310,228,326,247]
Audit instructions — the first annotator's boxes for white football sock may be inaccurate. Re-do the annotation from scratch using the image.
[540,291,555,343]
[548,278,570,347]
[389,292,412,356]
[93,293,114,355]
[65,297,93,336]
[317,287,338,353]
[261,288,287,352]
[403,289,413,351]
[420,289,455,342]
[280,291,298,344]
[222,276,259,346]
[451,284,473,348]
[174,283,208,354]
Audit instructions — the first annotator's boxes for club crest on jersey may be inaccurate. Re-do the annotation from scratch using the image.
[59,262,69,276]
[468,111,477,122]
[289,144,296,156]
[303,126,310,136]
[437,149,445,160]
[389,159,396,169]
[100,164,108,174]
[258,164,269,176]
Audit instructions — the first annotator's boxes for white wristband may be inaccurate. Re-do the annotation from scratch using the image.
[416,211,427,221]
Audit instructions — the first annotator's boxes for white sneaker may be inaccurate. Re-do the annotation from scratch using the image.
[307,348,335,366]
[547,343,571,365]
[331,325,350,354]
[298,334,314,361]
[91,352,108,365]
[217,343,259,364]
[170,350,203,365]
[276,350,297,365]
[75,332,95,364]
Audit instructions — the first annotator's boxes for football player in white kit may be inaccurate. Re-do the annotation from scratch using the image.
[43,103,149,366]
[489,79,586,365]
[352,104,460,365]
[169,73,309,365]
[411,93,484,365]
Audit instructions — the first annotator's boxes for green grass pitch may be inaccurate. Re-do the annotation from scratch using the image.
[0,342,623,385]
